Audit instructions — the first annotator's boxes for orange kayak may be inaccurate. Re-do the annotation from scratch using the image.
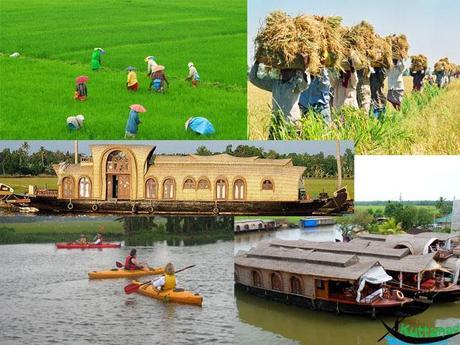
[132,280,203,306]
[88,267,163,279]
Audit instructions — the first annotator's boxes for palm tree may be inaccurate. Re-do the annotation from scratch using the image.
[335,140,342,190]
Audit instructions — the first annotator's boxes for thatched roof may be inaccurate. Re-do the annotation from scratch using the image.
[235,244,378,281]
[358,252,439,273]
[154,154,294,166]
[443,257,460,273]
[357,234,387,241]
[384,235,437,255]
[269,239,410,259]
[415,232,460,241]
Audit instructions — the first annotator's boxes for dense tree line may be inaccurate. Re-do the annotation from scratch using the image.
[195,144,354,178]
[0,142,354,178]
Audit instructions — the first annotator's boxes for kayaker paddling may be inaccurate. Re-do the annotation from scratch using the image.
[152,262,176,291]
[76,234,88,245]
[93,232,103,245]
[125,249,151,271]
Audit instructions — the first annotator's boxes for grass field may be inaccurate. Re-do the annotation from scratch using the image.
[0,176,354,200]
[0,176,57,193]
[249,77,460,154]
[355,205,436,213]
[0,0,247,139]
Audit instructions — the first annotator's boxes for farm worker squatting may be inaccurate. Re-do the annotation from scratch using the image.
[186,62,200,87]
[91,48,105,71]
[387,59,406,110]
[67,115,85,130]
[298,67,331,124]
[249,54,310,125]
[370,66,387,119]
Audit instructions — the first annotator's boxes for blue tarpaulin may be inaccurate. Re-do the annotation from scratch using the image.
[186,117,215,135]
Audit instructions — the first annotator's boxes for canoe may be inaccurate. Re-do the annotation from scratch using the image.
[132,280,203,306]
[88,267,164,279]
[56,242,121,249]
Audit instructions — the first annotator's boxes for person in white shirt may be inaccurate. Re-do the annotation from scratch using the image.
[387,59,405,110]
[332,62,358,110]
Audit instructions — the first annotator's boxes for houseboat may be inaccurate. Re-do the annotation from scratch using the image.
[235,241,431,318]
[268,239,460,302]
[4,144,353,216]
[234,219,280,233]
[299,217,336,229]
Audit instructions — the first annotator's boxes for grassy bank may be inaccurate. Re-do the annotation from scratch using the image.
[125,228,233,246]
[0,0,247,140]
[304,178,354,200]
[249,78,460,154]
[355,205,436,213]
[0,176,57,193]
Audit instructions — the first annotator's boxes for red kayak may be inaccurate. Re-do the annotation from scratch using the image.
[55,242,122,249]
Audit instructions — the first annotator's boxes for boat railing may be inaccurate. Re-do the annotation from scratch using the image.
[36,189,58,197]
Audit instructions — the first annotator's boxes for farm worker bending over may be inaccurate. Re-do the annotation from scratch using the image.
[150,65,169,92]
[67,115,85,130]
[387,59,405,110]
[370,67,387,119]
[410,68,425,92]
[332,62,358,110]
[186,62,200,87]
[126,66,138,91]
[298,67,331,124]
[145,56,158,76]
[356,68,372,112]
[74,82,88,101]
[152,263,176,291]
[125,249,151,271]
[91,48,105,71]
[125,104,146,138]
[248,54,310,125]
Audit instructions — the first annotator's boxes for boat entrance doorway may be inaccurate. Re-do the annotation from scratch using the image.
[106,151,131,200]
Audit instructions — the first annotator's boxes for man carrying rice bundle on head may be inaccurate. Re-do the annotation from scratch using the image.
[409,54,427,92]
[386,35,409,110]
[434,58,449,88]
[332,59,358,110]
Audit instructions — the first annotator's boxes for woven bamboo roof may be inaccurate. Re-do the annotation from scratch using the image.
[358,252,439,273]
[269,239,410,259]
[52,163,93,176]
[357,234,387,241]
[154,154,294,166]
[415,232,460,241]
[443,257,460,273]
[235,246,378,281]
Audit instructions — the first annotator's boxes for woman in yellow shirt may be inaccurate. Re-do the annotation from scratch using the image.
[126,66,138,91]
[153,262,176,290]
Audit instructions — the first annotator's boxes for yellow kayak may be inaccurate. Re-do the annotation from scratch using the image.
[88,267,163,279]
[132,280,203,306]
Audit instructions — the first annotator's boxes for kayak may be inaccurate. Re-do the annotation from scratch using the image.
[88,267,164,279]
[132,280,203,306]
[56,242,121,249]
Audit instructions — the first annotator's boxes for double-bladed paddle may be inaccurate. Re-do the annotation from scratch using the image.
[124,265,196,294]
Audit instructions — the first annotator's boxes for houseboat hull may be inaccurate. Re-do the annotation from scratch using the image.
[235,283,431,318]
[22,195,353,216]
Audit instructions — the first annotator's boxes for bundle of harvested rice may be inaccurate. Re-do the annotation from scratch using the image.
[410,54,428,71]
[434,57,449,72]
[342,21,392,69]
[388,34,409,59]
[254,11,346,74]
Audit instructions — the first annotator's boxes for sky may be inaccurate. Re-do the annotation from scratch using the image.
[248,0,460,68]
[355,155,460,201]
[0,140,354,156]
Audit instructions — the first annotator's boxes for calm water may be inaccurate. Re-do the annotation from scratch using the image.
[234,227,460,345]
[0,241,235,345]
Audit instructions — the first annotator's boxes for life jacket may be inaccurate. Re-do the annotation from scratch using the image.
[163,274,176,290]
[124,255,137,270]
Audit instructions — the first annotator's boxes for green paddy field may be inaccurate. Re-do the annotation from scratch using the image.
[0,0,246,139]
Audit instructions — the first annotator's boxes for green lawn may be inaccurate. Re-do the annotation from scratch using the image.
[0,0,246,139]
[0,176,57,193]
[304,178,354,200]
[356,205,437,212]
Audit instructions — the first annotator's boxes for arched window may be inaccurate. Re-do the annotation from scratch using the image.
[244,224,249,230]
[197,178,210,190]
[258,223,263,229]
[216,179,227,200]
[290,276,303,295]
[163,178,175,200]
[62,177,74,198]
[233,179,246,200]
[78,177,91,198]
[183,178,196,190]
[252,271,263,288]
[107,150,130,173]
[145,178,157,199]
[235,225,241,232]
[262,179,274,190]
[271,273,283,291]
